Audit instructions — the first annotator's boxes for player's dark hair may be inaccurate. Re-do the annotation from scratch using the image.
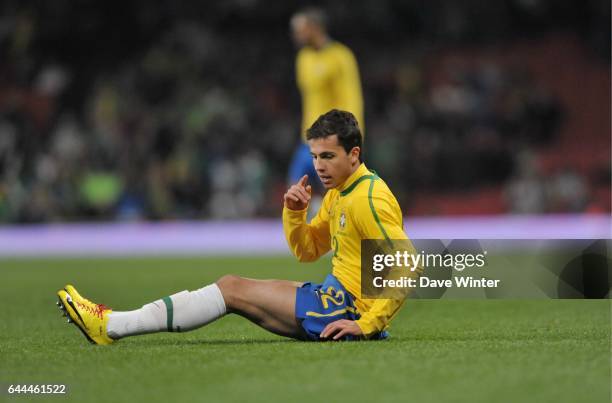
[294,7,328,30]
[306,109,363,162]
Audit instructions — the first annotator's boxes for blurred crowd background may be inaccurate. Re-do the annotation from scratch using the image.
[0,0,609,223]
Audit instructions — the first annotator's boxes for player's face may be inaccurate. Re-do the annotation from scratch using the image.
[290,16,312,47]
[308,135,360,189]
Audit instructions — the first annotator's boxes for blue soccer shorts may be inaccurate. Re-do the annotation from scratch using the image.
[295,274,388,341]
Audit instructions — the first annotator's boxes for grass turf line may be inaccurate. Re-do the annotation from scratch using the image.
[0,257,609,403]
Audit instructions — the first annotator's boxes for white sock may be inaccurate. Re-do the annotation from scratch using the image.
[107,284,227,339]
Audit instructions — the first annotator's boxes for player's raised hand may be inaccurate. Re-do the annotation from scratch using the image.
[284,175,312,210]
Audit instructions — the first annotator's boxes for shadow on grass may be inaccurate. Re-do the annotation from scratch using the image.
[137,338,305,347]
[126,336,389,346]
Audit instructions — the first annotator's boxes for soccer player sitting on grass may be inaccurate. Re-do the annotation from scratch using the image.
[56,109,413,344]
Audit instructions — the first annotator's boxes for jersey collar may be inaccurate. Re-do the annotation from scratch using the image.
[338,163,376,196]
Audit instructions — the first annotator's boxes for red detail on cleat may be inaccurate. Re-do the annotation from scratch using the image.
[75,301,111,319]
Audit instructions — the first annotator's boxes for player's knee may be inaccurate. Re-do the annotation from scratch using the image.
[216,274,245,309]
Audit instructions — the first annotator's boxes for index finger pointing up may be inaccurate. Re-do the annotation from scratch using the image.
[299,174,309,187]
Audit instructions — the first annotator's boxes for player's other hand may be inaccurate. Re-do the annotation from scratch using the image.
[284,175,312,210]
[320,319,363,341]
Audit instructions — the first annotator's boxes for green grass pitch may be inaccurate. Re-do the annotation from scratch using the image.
[1,256,610,403]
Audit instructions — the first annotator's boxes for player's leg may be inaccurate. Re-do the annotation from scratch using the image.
[288,143,322,219]
[304,154,323,217]
[215,275,306,339]
[107,277,306,339]
[57,282,231,344]
[288,143,309,185]
[288,143,322,188]
[105,282,228,338]
[57,276,306,344]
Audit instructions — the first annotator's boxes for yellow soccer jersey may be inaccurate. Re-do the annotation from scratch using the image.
[296,41,364,139]
[283,163,410,337]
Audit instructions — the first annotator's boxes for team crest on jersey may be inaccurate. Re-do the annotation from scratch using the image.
[339,212,347,229]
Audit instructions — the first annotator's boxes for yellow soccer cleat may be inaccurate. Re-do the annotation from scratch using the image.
[56,285,114,345]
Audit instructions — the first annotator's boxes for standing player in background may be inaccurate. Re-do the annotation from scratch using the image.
[288,8,364,190]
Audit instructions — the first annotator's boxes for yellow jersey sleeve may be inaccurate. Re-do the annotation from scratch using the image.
[296,43,364,138]
[332,46,364,132]
[350,181,408,337]
[283,194,332,262]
